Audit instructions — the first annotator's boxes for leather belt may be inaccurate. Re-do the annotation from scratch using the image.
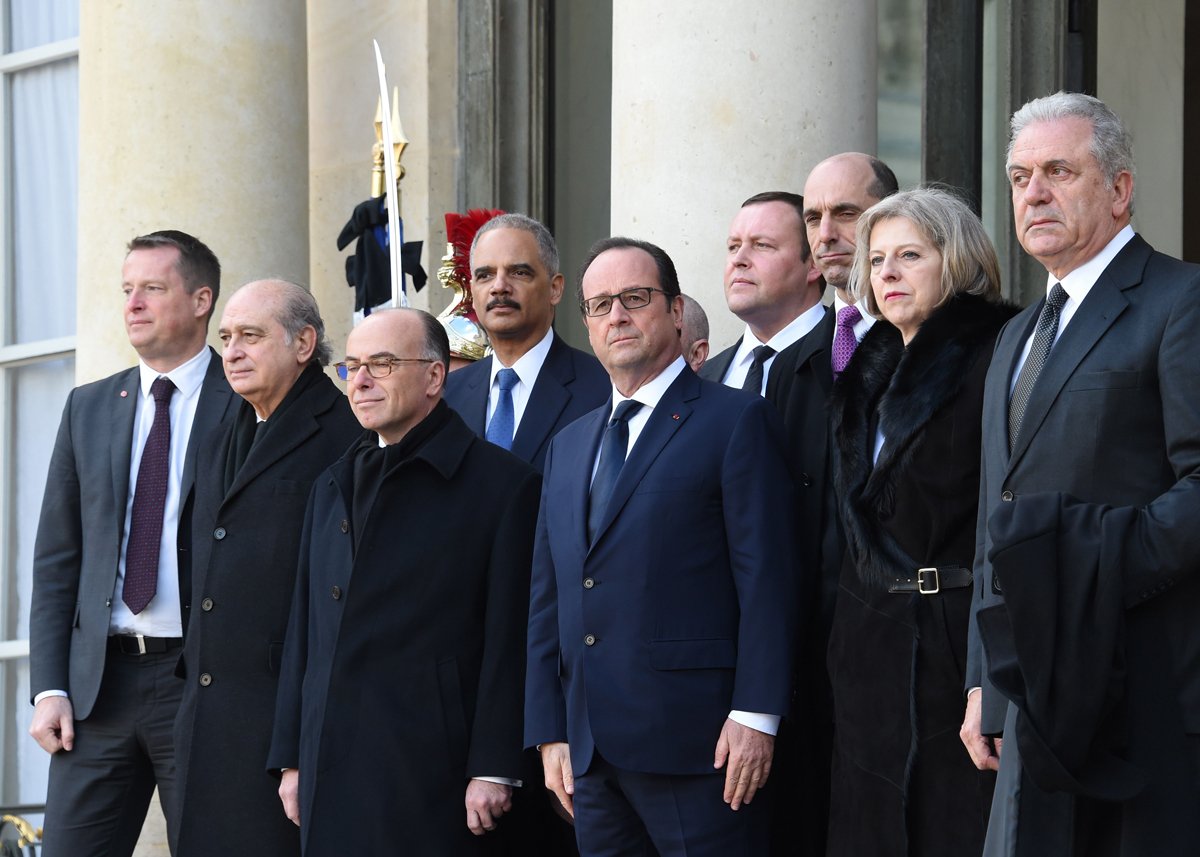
[888,566,972,595]
[108,635,183,655]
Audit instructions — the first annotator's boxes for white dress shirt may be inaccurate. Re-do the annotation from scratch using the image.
[485,326,555,435]
[596,355,779,736]
[722,302,827,394]
[1009,225,1135,393]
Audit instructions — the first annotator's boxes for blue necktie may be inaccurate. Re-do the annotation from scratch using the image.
[587,400,643,543]
[486,368,519,450]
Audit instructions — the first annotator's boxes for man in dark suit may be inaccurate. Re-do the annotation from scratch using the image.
[29,230,235,857]
[701,192,824,395]
[961,92,1200,855]
[172,279,360,856]
[763,155,896,856]
[269,308,541,855]
[444,212,609,472]
[526,237,799,856]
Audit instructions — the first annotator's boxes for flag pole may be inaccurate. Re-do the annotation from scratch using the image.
[373,40,407,308]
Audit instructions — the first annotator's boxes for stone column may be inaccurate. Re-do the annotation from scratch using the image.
[77,1,309,382]
[609,1,878,347]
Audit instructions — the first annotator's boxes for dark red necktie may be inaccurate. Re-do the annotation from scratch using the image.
[123,376,175,614]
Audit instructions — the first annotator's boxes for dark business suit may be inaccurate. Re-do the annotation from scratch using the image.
[761,306,836,857]
[697,337,741,384]
[525,367,799,854]
[173,365,360,857]
[967,234,1200,855]
[268,406,541,855]
[444,331,609,472]
[29,348,234,857]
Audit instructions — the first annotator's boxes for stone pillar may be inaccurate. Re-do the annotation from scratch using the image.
[609,1,878,347]
[76,1,309,382]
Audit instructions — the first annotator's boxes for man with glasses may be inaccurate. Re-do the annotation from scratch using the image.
[445,213,609,473]
[525,237,799,856]
[269,308,542,855]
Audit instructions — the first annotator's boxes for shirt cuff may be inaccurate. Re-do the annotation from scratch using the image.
[473,776,522,788]
[33,690,68,705]
[966,687,982,699]
[729,710,780,736]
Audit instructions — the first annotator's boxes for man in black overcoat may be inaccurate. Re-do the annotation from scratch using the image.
[269,308,541,855]
[172,279,361,856]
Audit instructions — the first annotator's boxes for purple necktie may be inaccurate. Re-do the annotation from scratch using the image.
[123,376,175,614]
[831,305,862,380]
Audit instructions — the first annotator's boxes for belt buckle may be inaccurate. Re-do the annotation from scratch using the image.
[917,567,940,595]
[134,634,148,655]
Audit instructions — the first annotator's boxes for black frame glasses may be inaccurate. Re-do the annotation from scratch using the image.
[335,357,434,380]
[579,287,668,317]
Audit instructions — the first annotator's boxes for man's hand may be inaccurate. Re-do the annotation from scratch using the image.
[713,718,774,810]
[279,769,301,826]
[960,690,1002,771]
[465,779,513,835]
[539,742,575,818]
[29,696,74,754]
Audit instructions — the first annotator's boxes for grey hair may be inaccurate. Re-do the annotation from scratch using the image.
[848,186,1002,317]
[272,280,333,366]
[470,212,560,277]
[1007,91,1135,213]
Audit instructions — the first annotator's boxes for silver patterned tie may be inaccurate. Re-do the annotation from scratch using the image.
[1008,283,1069,454]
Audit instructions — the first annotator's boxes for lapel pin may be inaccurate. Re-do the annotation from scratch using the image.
[672,414,680,420]
[120,390,128,398]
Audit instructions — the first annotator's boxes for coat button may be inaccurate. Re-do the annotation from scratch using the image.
[214,526,227,539]
[1000,491,1014,502]
[340,519,350,533]
[583,578,595,589]
[584,634,596,646]
[800,472,812,487]
[199,673,212,686]
[331,585,342,600]
[201,597,214,612]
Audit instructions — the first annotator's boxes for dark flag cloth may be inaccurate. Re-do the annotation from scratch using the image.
[337,197,428,311]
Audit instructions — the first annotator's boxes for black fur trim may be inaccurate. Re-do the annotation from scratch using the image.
[830,294,1018,590]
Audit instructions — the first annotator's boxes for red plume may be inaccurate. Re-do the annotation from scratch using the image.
[446,209,506,284]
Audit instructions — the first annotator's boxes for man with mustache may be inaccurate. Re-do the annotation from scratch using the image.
[764,154,897,856]
[963,92,1200,856]
[445,213,609,474]
[700,192,824,396]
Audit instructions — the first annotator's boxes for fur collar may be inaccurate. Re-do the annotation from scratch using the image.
[830,293,1018,589]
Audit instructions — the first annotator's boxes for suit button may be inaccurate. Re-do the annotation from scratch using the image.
[214,526,227,540]
[583,578,595,589]
[331,586,342,600]
[201,597,214,612]
[584,634,596,646]
[800,472,812,487]
[199,673,212,687]
[340,519,350,534]
[1000,491,1014,502]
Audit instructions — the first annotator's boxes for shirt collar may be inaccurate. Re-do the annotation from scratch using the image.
[732,302,827,368]
[489,326,555,389]
[138,346,210,399]
[610,356,686,415]
[1050,224,1135,304]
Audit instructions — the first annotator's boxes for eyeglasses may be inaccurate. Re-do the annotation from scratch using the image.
[334,357,433,380]
[580,287,667,317]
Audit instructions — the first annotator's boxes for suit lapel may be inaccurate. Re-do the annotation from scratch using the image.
[588,371,696,551]
[459,356,491,435]
[110,368,140,529]
[183,348,234,499]
[700,337,741,384]
[512,336,571,462]
[224,398,323,503]
[794,309,833,394]
[565,404,610,554]
[1008,239,1146,468]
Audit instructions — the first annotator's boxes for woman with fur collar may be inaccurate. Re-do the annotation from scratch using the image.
[825,187,1017,857]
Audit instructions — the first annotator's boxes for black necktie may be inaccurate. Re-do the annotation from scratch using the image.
[124,376,175,614]
[587,400,643,543]
[1008,283,1069,453]
[742,344,775,395]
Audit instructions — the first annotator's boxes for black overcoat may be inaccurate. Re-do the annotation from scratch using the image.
[826,294,1013,856]
[173,366,361,857]
[268,406,541,855]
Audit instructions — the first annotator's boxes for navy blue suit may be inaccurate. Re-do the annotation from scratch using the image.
[444,332,610,472]
[525,365,800,849]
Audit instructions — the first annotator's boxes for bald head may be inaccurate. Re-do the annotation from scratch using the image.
[802,153,898,296]
[219,279,326,419]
